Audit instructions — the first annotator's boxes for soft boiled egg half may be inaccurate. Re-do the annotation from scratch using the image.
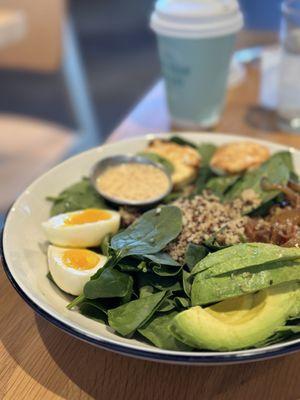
[48,245,107,295]
[42,208,120,247]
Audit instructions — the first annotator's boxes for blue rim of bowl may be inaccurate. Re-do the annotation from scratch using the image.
[2,210,300,365]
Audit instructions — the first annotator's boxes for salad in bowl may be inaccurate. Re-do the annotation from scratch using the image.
[40,135,300,353]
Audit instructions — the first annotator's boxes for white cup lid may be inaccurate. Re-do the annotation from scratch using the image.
[151,0,244,38]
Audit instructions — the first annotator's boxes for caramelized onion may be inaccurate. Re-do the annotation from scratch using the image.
[245,217,299,246]
[289,180,300,193]
[270,208,300,225]
[283,236,300,247]
[244,180,300,247]
[261,178,300,207]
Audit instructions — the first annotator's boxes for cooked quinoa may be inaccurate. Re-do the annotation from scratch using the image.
[119,188,261,262]
[166,190,260,262]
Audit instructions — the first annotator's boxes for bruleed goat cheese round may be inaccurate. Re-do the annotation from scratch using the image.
[210,142,270,174]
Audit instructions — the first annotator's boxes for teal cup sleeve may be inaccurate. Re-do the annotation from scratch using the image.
[156,34,236,128]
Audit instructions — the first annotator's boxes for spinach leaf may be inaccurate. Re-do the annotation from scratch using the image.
[78,298,124,323]
[203,235,231,251]
[168,135,197,149]
[182,270,192,298]
[174,296,190,309]
[138,152,174,175]
[205,175,240,198]
[90,255,118,280]
[78,298,110,323]
[79,303,106,323]
[84,268,133,299]
[154,281,182,292]
[197,143,217,165]
[138,312,193,350]
[248,194,285,217]
[108,291,166,336]
[162,191,184,204]
[117,261,141,273]
[138,271,182,292]
[100,234,111,256]
[290,171,299,183]
[224,153,291,207]
[287,316,300,322]
[139,285,154,298]
[184,243,207,271]
[137,261,148,272]
[253,327,300,348]
[67,294,85,310]
[142,252,180,266]
[152,264,182,277]
[253,332,292,348]
[277,151,295,173]
[79,298,109,314]
[157,298,176,312]
[192,143,217,194]
[47,178,106,216]
[276,325,300,334]
[111,206,182,257]
[120,277,134,304]
[114,256,144,273]
[193,166,215,195]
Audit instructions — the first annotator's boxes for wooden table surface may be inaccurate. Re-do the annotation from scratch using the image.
[0,9,26,50]
[2,49,300,400]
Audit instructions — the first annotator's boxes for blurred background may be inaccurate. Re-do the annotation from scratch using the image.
[0,0,284,227]
[0,0,282,138]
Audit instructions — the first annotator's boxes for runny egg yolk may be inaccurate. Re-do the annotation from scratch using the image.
[62,249,100,270]
[64,209,111,226]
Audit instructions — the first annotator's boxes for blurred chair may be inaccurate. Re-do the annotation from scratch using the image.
[239,0,281,31]
[0,8,25,48]
[0,0,102,213]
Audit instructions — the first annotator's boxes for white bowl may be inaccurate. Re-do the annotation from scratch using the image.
[2,132,300,365]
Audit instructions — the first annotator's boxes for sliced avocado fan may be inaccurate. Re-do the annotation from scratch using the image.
[170,282,300,351]
[191,243,300,306]
[192,258,300,305]
[191,243,300,277]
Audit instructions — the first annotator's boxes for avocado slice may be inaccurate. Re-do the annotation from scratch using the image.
[192,259,300,305]
[170,282,300,351]
[191,243,300,276]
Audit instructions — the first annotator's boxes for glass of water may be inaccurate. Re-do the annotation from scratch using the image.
[278,0,300,132]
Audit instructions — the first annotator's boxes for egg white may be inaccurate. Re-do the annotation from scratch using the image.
[48,245,107,295]
[42,209,120,247]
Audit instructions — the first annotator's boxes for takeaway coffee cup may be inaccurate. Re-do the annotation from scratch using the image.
[150,0,243,129]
